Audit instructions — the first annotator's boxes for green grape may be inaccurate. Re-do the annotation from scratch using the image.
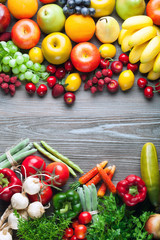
[2,56,11,65]
[40,72,49,80]
[14,52,22,59]
[16,56,24,65]
[31,74,39,84]
[24,71,33,80]
[39,65,46,73]
[9,45,18,54]
[26,60,33,69]
[7,41,14,47]
[9,59,17,68]
[32,63,41,72]
[1,41,7,48]
[18,73,25,81]
[0,64,2,72]
[2,64,10,73]
[12,67,20,74]
[19,64,27,73]
[23,54,30,63]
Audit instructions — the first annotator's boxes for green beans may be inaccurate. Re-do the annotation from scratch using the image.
[41,141,84,174]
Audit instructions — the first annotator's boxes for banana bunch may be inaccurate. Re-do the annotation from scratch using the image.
[118,15,160,81]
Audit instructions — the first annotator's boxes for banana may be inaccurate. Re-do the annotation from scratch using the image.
[128,26,157,48]
[121,30,134,52]
[147,69,160,81]
[139,58,155,74]
[122,15,153,31]
[140,36,160,63]
[129,42,148,64]
[153,52,160,72]
[153,25,160,36]
[118,29,128,45]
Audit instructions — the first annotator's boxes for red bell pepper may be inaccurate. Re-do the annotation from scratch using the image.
[0,168,22,202]
[116,174,147,206]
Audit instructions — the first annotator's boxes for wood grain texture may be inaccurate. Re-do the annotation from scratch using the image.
[0,1,160,239]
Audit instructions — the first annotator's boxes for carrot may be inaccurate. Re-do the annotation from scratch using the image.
[97,165,116,197]
[97,164,117,194]
[85,166,112,186]
[70,161,108,190]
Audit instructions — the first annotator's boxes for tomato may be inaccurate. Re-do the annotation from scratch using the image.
[118,70,135,91]
[21,155,46,177]
[29,47,44,64]
[27,181,53,205]
[71,235,79,240]
[146,0,160,26]
[99,43,116,58]
[72,219,79,229]
[65,73,82,92]
[45,162,69,187]
[64,228,74,238]
[78,212,92,224]
[74,225,87,239]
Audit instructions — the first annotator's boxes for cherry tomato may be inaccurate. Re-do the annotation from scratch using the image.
[71,235,79,240]
[45,162,69,187]
[64,228,74,238]
[27,181,53,205]
[99,58,110,69]
[74,225,87,239]
[62,236,70,240]
[72,219,79,229]
[78,212,92,224]
[137,78,148,89]
[144,86,154,99]
[21,155,46,177]
[127,63,138,73]
[118,53,129,65]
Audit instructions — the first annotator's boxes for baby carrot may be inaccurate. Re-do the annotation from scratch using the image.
[97,164,116,194]
[85,166,112,186]
[97,165,116,197]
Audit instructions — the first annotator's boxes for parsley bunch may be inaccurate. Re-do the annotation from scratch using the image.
[87,194,153,240]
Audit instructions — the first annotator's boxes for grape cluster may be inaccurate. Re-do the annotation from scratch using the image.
[0,73,21,96]
[0,41,49,84]
[58,0,95,16]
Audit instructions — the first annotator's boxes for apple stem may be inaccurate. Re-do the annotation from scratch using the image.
[100,17,108,23]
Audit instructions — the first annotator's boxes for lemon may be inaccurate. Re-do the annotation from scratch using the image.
[65,73,81,92]
[29,47,44,64]
[99,44,116,58]
[118,70,135,91]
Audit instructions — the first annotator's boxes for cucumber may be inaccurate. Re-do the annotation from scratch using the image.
[141,142,160,207]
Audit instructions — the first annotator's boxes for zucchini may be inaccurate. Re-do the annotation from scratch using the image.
[141,142,160,207]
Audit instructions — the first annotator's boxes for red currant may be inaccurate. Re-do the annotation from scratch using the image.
[37,84,48,97]
[55,67,66,79]
[25,83,36,94]
[64,60,74,72]
[119,53,129,65]
[47,76,57,88]
[137,78,148,89]
[144,86,154,99]
[46,64,56,74]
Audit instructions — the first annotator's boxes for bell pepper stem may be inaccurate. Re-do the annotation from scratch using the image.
[129,185,138,196]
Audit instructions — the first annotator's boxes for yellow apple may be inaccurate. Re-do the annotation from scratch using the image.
[90,0,115,18]
[41,32,72,65]
[95,16,120,43]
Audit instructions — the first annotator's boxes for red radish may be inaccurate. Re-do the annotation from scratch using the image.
[52,84,65,98]
[145,214,160,239]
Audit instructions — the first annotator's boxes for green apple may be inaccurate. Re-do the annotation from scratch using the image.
[116,0,146,20]
[37,4,66,34]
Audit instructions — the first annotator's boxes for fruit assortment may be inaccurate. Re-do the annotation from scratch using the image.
[0,139,159,240]
[0,0,160,105]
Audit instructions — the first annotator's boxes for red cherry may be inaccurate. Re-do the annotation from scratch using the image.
[64,92,76,105]
[64,60,74,72]
[107,79,119,93]
[55,67,66,79]
[25,83,36,94]
[127,63,138,72]
[99,58,110,69]
[37,84,48,97]
[155,82,160,94]
[46,64,56,74]
[144,86,154,99]
[111,61,123,74]
[119,53,129,65]
[102,68,113,77]
[137,78,148,89]
[47,76,57,88]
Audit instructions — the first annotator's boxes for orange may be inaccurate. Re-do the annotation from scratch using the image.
[65,14,95,43]
[8,0,38,19]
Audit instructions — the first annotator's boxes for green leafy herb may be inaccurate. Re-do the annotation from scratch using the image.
[16,212,71,240]
[87,194,153,240]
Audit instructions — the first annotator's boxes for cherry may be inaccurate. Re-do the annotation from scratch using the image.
[46,64,56,74]
[99,58,110,69]
[102,68,113,77]
[144,86,154,99]
[25,83,36,94]
[137,78,148,89]
[107,79,119,93]
[55,67,66,79]
[119,53,129,65]
[37,84,48,97]
[47,76,57,88]
[64,60,74,72]
[111,61,123,74]
[127,63,138,73]
[155,82,160,94]
[64,92,76,105]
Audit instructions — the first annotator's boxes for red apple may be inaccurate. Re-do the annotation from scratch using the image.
[70,42,101,72]
[0,3,11,33]
[107,79,119,93]
[111,61,123,74]
[11,19,41,49]
[146,0,160,26]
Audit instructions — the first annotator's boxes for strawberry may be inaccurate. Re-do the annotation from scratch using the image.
[52,84,65,98]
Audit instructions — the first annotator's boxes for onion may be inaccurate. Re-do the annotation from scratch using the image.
[0,228,12,240]
[145,214,160,239]
[27,201,45,219]
[11,193,29,210]
[23,177,41,195]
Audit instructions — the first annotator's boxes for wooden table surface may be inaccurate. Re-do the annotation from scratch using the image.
[0,2,160,238]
